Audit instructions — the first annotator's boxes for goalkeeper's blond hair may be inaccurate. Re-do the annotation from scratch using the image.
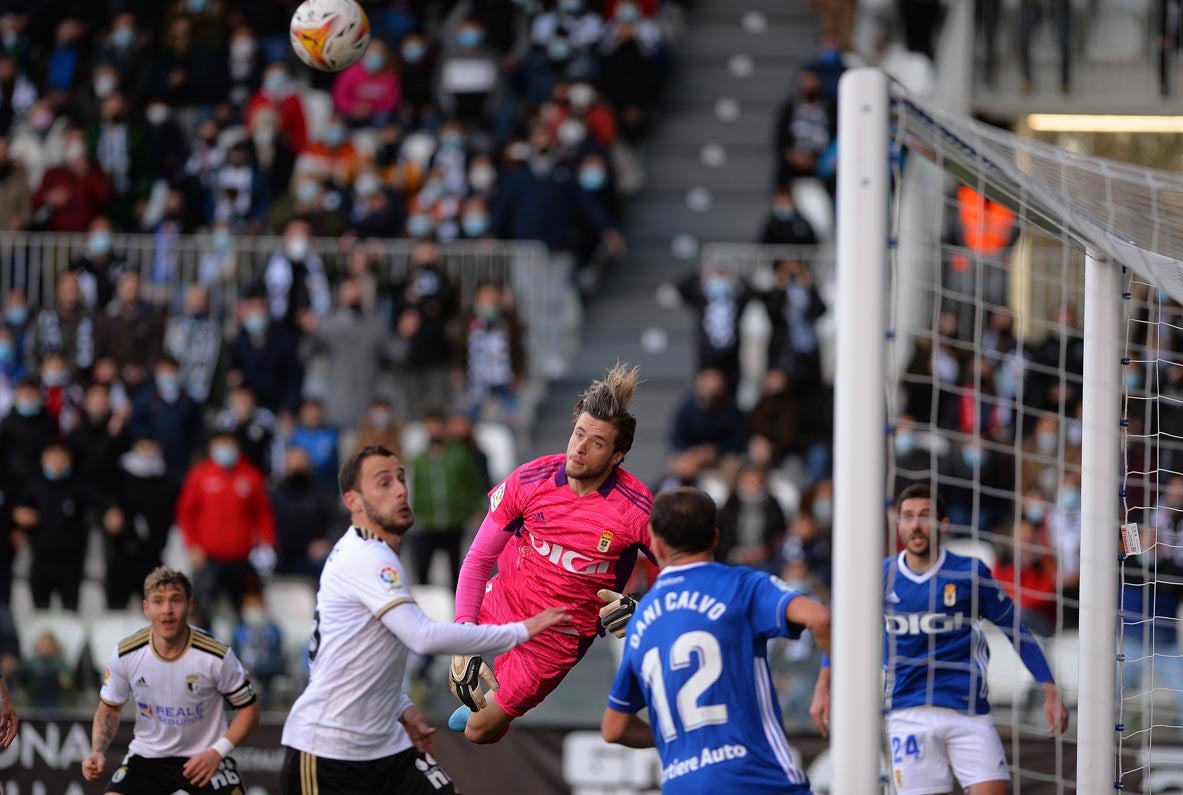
[572,362,640,457]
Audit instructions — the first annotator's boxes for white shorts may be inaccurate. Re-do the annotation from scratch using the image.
[886,707,1009,795]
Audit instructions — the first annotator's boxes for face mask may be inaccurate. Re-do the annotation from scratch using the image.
[457,28,483,48]
[772,203,795,221]
[0,340,11,362]
[462,213,489,238]
[401,42,425,62]
[14,398,39,417]
[243,312,267,334]
[569,84,595,110]
[94,74,118,98]
[211,444,239,469]
[295,181,320,205]
[65,141,87,162]
[42,369,68,387]
[1066,421,1083,447]
[557,119,586,146]
[230,37,256,60]
[547,38,571,61]
[1059,488,1080,511]
[616,2,641,22]
[5,305,26,325]
[476,304,499,323]
[812,498,833,523]
[469,165,495,192]
[212,229,232,250]
[1036,431,1057,454]
[363,52,385,73]
[1024,503,1045,524]
[121,449,165,478]
[961,446,984,468]
[146,104,169,125]
[87,230,112,257]
[111,27,135,49]
[285,235,310,261]
[263,72,289,96]
[156,373,180,399]
[894,432,915,456]
[242,607,268,627]
[407,214,434,238]
[704,276,733,300]
[323,124,346,148]
[42,464,70,481]
[578,166,606,191]
[368,408,392,429]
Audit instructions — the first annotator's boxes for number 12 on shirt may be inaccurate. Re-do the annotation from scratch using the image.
[639,630,729,742]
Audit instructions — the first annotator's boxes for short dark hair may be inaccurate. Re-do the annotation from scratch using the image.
[572,362,640,457]
[896,483,946,519]
[649,488,717,554]
[339,443,398,496]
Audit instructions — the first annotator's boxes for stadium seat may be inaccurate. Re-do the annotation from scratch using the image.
[474,422,516,484]
[88,612,151,672]
[410,584,455,624]
[982,623,1036,706]
[263,579,317,668]
[943,537,998,571]
[20,611,88,671]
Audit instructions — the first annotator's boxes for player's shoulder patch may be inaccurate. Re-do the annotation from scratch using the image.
[117,627,151,657]
[767,573,801,595]
[489,481,507,512]
[375,561,405,593]
[190,628,229,659]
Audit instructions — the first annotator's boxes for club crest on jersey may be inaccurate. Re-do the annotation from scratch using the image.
[943,584,957,607]
[186,675,200,694]
[489,482,506,512]
[598,531,614,553]
[378,565,401,591]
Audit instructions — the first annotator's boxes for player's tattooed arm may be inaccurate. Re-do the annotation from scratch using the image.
[91,702,121,753]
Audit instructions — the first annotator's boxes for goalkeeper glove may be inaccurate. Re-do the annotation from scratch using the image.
[598,589,641,638]
[449,628,499,712]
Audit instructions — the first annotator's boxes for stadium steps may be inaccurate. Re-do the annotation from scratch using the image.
[523,0,815,488]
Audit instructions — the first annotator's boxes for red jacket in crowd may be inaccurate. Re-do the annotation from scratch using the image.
[176,457,276,562]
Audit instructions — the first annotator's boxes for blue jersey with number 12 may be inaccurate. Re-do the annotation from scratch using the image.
[607,561,811,794]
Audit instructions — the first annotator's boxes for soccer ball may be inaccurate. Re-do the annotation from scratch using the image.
[289,0,371,73]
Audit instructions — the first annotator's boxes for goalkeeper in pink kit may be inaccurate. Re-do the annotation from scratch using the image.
[448,364,654,743]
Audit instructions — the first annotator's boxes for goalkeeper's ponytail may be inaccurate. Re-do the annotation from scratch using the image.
[573,362,640,457]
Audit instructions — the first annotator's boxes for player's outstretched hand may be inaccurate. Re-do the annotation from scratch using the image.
[598,590,639,639]
[1042,683,1070,737]
[523,607,573,638]
[400,705,437,756]
[82,751,105,782]
[449,653,498,712]
[183,748,224,788]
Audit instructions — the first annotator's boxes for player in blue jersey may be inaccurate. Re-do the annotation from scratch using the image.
[810,484,1069,795]
[600,487,832,794]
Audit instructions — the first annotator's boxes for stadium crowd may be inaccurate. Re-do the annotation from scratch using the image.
[0,0,682,710]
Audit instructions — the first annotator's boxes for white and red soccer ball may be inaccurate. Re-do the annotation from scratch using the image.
[289,0,372,73]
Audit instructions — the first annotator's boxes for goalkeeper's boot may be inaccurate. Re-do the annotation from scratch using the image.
[448,705,471,732]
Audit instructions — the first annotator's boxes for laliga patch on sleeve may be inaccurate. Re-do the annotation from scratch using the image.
[378,564,402,592]
[489,482,506,512]
[769,575,796,593]
[1122,523,1142,556]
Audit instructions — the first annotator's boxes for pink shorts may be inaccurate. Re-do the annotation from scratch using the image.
[478,582,594,718]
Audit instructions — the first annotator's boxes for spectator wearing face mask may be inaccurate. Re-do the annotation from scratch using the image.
[13,442,120,610]
[67,381,129,500]
[759,188,817,245]
[716,463,786,569]
[0,378,58,488]
[774,70,835,192]
[599,3,665,141]
[254,219,332,331]
[142,97,188,186]
[763,256,826,394]
[332,39,400,126]
[226,25,263,110]
[674,260,754,394]
[97,13,153,108]
[270,447,334,579]
[215,385,278,477]
[396,32,438,126]
[95,271,165,395]
[228,293,304,418]
[288,399,339,497]
[176,431,275,620]
[37,352,83,434]
[70,216,129,311]
[299,113,361,186]
[302,278,395,429]
[27,272,94,380]
[939,437,1015,533]
[247,62,308,153]
[0,54,34,141]
[164,284,223,406]
[212,141,270,230]
[0,327,20,410]
[454,281,525,424]
[85,90,152,225]
[129,356,205,485]
[267,174,345,237]
[9,101,69,191]
[32,128,112,233]
[891,414,943,495]
[352,398,403,455]
[670,367,748,469]
[392,242,460,420]
[347,167,405,237]
[44,19,85,94]
[106,436,177,609]
[154,14,227,107]
[438,17,502,125]
[231,591,285,705]
[2,289,28,365]
[458,195,492,240]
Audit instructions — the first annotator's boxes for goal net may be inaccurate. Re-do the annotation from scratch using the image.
[829,69,1183,795]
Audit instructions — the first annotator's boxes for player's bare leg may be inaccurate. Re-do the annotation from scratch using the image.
[464,693,514,744]
[966,781,1008,795]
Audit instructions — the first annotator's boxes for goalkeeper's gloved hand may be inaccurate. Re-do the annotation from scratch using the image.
[449,628,499,712]
[598,589,641,638]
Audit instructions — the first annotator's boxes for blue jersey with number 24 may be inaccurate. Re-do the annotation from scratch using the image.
[607,561,812,794]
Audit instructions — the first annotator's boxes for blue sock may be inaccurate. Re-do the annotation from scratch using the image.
[447,705,471,732]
